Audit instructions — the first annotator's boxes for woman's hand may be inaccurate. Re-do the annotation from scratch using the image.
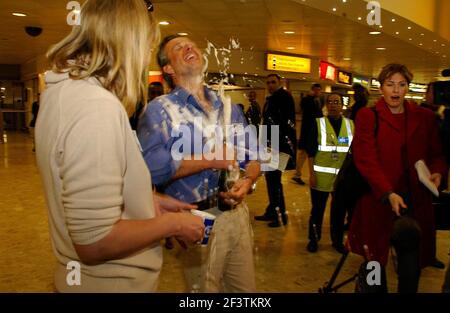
[430,173,442,189]
[388,193,407,217]
[153,193,197,216]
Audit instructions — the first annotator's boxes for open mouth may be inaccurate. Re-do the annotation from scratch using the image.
[391,96,401,102]
[184,53,197,62]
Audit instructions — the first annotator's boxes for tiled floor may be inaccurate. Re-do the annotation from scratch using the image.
[1,131,449,292]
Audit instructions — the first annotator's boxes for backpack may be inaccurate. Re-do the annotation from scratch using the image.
[332,108,378,211]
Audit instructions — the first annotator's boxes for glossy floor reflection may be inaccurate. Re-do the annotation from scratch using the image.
[0,131,448,292]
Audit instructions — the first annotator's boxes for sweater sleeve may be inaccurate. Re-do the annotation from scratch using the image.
[353,108,393,200]
[59,99,125,245]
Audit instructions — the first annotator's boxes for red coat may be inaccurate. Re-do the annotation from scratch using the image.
[348,98,448,267]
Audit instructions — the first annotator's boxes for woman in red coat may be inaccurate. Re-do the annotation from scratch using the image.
[348,64,448,293]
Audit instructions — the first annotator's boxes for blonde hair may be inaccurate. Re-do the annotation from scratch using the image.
[47,0,159,116]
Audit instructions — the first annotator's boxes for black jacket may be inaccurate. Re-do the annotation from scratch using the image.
[299,95,323,148]
[262,87,297,170]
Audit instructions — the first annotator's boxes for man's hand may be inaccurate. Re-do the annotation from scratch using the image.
[388,193,407,217]
[219,177,253,206]
[430,173,442,189]
[153,193,197,216]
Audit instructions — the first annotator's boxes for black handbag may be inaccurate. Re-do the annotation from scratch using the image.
[332,108,378,210]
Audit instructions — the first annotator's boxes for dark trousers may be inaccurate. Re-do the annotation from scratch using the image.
[308,189,330,241]
[330,193,354,246]
[264,170,286,218]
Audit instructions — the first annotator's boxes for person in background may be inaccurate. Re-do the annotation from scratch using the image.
[348,64,447,293]
[138,34,260,292]
[237,103,245,114]
[29,94,40,152]
[293,83,323,185]
[129,81,164,130]
[35,0,203,292]
[255,74,296,227]
[349,83,369,121]
[305,93,354,253]
[245,90,261,130]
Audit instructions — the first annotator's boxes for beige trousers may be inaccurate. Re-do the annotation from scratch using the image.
[182,203,256,293]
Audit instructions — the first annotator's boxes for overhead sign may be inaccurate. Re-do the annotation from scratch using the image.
[338,70,353,85]
[409,82,427,93]
[353,76,369,88]
[266,53,311,74]
[319,61,336,81]
[370,78,381,90]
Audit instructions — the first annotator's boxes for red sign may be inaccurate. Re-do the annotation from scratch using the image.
[319,61,336,81]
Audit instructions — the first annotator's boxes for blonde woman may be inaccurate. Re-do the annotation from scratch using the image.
[35,0,204,292]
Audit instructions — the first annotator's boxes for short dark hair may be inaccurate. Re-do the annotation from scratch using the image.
[267,73,281,80]
[312,83,322,89]
[378,63,413,86]
[157,34,183,89]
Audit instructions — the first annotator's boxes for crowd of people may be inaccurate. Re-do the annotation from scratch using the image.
[33,0,449,293]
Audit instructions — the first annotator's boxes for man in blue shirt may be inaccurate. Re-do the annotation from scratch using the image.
[138,35,260,292]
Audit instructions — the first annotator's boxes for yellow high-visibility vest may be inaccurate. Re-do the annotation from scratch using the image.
[313,117,354,192]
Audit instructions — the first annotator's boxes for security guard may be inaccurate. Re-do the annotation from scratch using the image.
[305,93,354,253]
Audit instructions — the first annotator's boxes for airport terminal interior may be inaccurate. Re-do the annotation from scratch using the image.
[1,0,450,293]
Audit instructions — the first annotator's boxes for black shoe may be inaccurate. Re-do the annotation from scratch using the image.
[332,243,346,254]
[430,258,445,269]
[255,214,276,221]
[292,177,306,185]
[307,240,318,253]
[268,216,288,228]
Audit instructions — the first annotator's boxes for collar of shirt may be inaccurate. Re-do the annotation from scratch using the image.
[171,85,222,114]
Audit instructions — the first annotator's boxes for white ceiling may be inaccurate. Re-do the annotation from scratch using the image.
[0,0,449,82]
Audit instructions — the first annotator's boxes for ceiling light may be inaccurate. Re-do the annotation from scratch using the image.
[443,55,447,58]
[376,47,386,50]
[433,39,437,42]
[391,18,396,22]
[286,47,295,50]
[358,17,362,21]
[419,43,423,46]
[421,33,425,36]
[342,0,347,3]
[12,13,26,17]
[442,44,446,47]
[369,31,381,35]
[177,32,188,36]
[332,8,337,12]
[395,31,400,35]
[343,57,351,61]
[379,25,383,29]
[159,21,170,25]
[284,31,295,34]
[409,38,412,41]
[407,26,412,30]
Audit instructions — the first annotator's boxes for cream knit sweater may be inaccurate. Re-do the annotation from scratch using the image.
[36,71,162,292]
